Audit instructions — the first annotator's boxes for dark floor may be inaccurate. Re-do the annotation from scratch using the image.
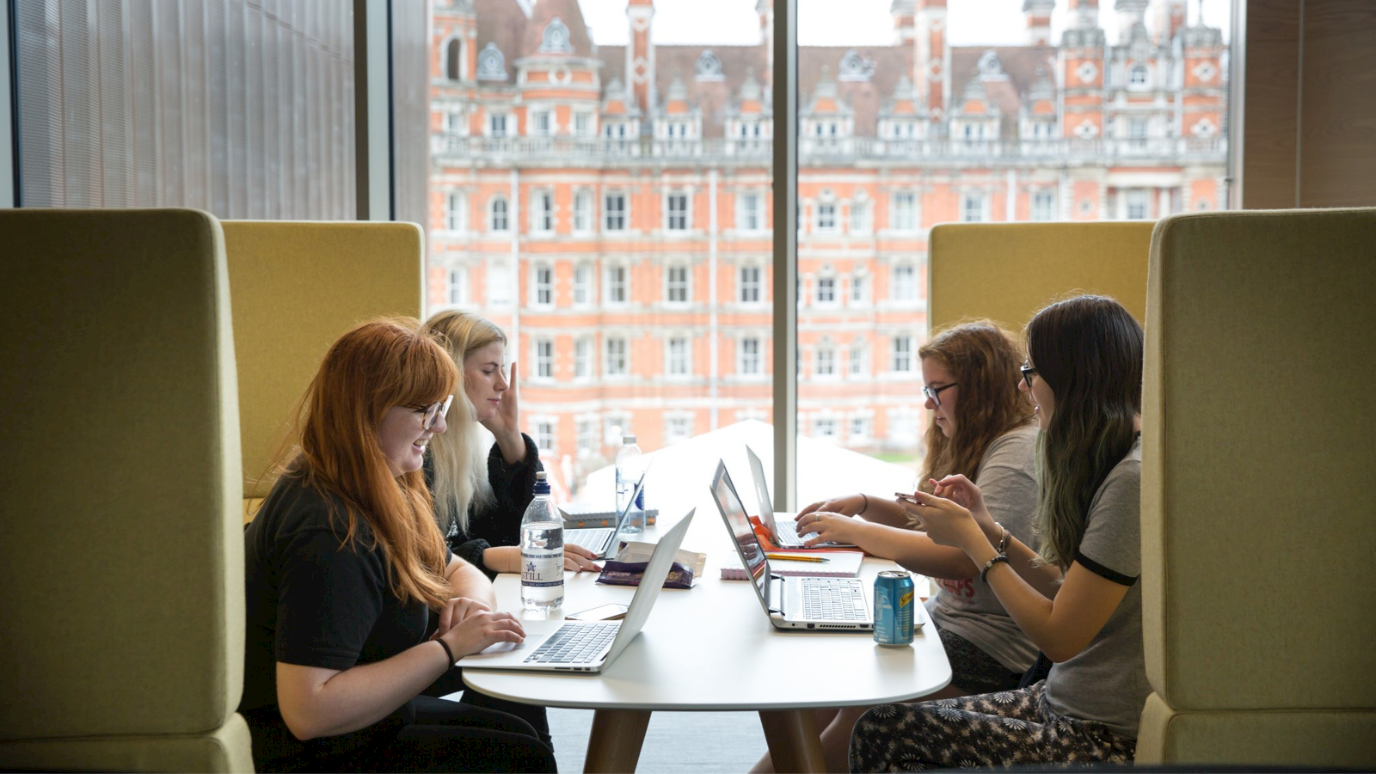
[548,707,769,773]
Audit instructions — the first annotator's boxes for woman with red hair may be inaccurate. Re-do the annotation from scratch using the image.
[238,318,554,773]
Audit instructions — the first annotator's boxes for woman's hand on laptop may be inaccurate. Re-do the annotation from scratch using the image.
[563,544,602,572]
[798,494,866,519]
[797,511,862,547]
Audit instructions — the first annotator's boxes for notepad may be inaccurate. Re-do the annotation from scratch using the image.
[720,550,864,580]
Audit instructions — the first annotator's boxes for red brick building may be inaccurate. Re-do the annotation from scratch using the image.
[426,0,1225,496]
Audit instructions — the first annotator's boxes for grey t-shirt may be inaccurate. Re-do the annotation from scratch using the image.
[926,424,1040,674]
[1044,439,1148,741]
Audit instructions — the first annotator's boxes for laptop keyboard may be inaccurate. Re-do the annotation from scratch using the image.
[565,527,613,553]
[801,578,868,621]
[773,521,807,548]
[524,622,619,664]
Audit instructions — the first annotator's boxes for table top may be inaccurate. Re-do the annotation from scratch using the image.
[462,502,952,711]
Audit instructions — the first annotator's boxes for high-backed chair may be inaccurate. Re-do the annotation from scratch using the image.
[1138,208,1376,767]
[927,222,1153,331]
[221,221,424,519]
[0,209,251,772]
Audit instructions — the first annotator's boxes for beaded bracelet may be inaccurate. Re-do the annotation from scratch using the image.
[980,554,1009,583]
[435,638,455,666]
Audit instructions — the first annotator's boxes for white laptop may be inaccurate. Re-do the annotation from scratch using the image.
[457,509,694,672]
[745,445,856,549]
[565,471,646,560]
[710,462,873,632]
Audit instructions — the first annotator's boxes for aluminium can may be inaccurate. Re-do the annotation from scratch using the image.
[873,570,916,646]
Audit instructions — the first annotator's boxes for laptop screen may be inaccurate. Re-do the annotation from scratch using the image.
[710,462,768,598]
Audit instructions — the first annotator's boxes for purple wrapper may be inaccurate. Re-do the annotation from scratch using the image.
[596,560,694,589]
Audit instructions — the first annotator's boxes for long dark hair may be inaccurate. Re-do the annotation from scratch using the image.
[1026,295,1142,569]
[917,321,1035,492]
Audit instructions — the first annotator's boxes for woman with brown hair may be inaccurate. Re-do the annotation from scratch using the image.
[753,321,1040,773]
[851,295,1145,769]
[238,318,554,773]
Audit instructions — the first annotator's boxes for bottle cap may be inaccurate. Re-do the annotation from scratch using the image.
[533,470,551,495]
[623,435,637,444]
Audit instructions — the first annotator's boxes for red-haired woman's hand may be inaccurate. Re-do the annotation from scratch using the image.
[441,610,526,657]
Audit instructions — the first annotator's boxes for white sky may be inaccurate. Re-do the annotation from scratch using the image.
[576,0,1229,48]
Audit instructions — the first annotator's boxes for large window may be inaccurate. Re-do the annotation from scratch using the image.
[411,0,1229,501]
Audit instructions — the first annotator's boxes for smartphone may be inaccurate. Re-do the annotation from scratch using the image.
[894,491,920,504]
[566,603,629,622]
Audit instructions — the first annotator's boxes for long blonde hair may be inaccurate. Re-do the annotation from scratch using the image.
[420,309,506,535]
[281,317,458,608]
[917,321,1035,493]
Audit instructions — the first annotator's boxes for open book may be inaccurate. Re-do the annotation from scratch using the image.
[720,550,865,580]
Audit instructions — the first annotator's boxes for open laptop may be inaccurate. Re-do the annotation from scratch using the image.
[745,446,856,549]
[564,471,646,559]
[457,509,694,672]
[711,462,873,632]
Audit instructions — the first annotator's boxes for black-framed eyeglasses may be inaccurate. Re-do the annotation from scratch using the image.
[409,395,454,431]
[1020,364,1038,392]
[922,382,958,407]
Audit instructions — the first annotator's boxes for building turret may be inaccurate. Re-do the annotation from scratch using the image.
[1023,0,1055,46]
[626,0,656,124]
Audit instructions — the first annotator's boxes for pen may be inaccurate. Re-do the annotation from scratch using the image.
[766,553,830,563]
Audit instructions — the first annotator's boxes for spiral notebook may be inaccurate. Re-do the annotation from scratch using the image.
[720,550,864,580]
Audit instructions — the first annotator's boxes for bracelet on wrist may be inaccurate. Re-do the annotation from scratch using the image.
[995,522,1009,554]
[979,553,1010,584]
[435,638,455,667]
[858,493,869,514]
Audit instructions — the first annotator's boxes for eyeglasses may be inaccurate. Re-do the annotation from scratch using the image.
[409,395,454,431]
[922,382,958,407]
[1020,364,1038,392]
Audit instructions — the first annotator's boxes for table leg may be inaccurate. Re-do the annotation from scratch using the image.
[758,709,826,773]
[582,708,652,773]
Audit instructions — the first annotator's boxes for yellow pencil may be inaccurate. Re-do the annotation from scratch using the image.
[766,553,829,563]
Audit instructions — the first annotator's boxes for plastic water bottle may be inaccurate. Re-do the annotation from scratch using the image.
[615,434,646,534]
[520,471,564,612]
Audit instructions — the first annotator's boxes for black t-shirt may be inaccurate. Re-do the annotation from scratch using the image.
[240,473,450,767]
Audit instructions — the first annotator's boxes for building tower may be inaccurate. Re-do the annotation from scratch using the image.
[913,0,950,134]
[1023,0,1056,46]
[626,0,656,123]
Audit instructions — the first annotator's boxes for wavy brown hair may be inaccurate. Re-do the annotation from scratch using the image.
[917,321,1036,493]
[1025,295,1142,570]
[281,317,459,609]
[419,309,507,535]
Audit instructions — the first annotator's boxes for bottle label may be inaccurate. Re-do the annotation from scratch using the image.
[521,551,563,586]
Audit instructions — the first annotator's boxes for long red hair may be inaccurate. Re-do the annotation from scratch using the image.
[284,317,459,609]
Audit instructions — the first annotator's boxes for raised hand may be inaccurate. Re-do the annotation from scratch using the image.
[485,361,527,465]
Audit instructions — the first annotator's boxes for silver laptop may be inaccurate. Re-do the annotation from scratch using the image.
[711,462,872,632]
[565,471,647,560]
[745,445,856,549]
[456,509,694,672]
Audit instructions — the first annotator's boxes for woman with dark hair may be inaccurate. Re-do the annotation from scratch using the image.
[850,295,1145,770]
[753,321,1040,773]
[239,318,555,773]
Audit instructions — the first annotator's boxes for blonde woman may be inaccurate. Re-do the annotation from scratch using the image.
[421,310,599,576]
